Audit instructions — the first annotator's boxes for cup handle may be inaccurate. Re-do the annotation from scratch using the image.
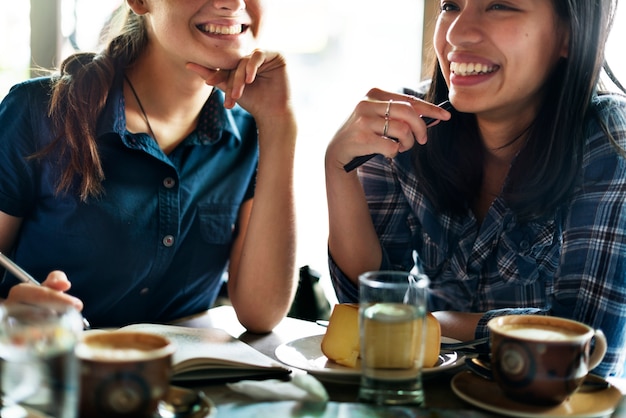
[589,329,607,370]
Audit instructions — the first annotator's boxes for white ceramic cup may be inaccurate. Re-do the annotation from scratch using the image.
[488,315,607,405]
[76,331,175,418]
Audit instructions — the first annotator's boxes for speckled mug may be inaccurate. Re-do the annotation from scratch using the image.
[488,315,607,405]
[76,331,175,417]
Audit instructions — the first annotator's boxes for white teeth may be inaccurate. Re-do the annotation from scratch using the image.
[450,62,496,76]
[199,23,243,35]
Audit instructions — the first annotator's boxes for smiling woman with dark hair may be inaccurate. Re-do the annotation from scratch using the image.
[326,0,626,377]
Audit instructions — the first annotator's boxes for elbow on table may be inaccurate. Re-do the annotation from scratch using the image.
[235,308,287,334]
[238,316,279,334]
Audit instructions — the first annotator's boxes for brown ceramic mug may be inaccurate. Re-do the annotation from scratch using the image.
[76,331,175,417]
[487,315,607,405]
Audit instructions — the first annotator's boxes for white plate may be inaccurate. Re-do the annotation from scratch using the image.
[275,334,464,384]
[451,371,623,418]
[1,405,51,418]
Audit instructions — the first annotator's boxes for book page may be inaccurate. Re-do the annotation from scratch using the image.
[119,323,290,376]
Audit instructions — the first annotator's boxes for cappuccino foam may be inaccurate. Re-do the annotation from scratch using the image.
[77,342,157,361]
[498,324,580,341]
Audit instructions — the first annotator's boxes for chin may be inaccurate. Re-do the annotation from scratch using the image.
[447,94,475,114]
[212,51,253,70]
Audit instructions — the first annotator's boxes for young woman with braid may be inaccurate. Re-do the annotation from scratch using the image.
[0,0,297,332]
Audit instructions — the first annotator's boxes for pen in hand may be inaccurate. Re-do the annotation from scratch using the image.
[343,100,454,172]
[0,252,91,330]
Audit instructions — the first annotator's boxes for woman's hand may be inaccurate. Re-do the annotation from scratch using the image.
[5,270,84,311]
[325,88,451,171]
[186,49,292,119]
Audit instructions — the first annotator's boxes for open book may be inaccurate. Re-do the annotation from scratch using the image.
[117,323,292,382]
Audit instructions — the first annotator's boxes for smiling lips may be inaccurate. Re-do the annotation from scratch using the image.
[450,62,498,76]
[197,23,246,35]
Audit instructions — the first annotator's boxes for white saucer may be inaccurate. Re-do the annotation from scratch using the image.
[451,371,623,418]
[1,405,51,418]
[275,334,464,384]
[157,388,216,418]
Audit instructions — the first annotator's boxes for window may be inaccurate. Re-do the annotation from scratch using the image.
[0,2,30,98]
[263,1,424,302]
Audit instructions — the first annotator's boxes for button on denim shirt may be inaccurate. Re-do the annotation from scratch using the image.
[0,75,258,327]
[330,93,626,377]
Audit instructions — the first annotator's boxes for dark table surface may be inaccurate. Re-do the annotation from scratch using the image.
[174,305,625,418]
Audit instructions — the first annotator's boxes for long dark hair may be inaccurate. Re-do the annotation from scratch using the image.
[415,0,623,222]
[34,5,145,201]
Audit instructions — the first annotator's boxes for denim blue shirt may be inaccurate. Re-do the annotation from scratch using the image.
[330,93,626,377]
[0,75,258,327]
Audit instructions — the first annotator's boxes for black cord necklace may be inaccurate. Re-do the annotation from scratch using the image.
[124,74,157,142]
[489,124,532,151]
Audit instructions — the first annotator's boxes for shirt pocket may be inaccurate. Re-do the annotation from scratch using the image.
[197,203,239,245]
[496,221,558,285]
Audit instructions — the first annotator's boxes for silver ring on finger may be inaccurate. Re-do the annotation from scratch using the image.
[383,118,390,137]
[385,99,393,119]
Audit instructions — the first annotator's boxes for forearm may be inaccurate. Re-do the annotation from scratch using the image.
[229,115,298,333]
[325,154,382,283]
[431,311,484,341]
[0,211,22,253]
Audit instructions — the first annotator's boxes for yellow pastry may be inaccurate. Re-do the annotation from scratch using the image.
[321,303,360,367]
[321,303,442,368]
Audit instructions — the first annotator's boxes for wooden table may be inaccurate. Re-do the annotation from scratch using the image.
[176,305,626,417]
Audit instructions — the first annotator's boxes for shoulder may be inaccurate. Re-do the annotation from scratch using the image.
[590,92,626,116]
[0,77,55,144]
[2,77,54,104]
[591,93,626,131]
[0,77,54,130]
[580,93,626,182]
[587,93,626,141]
[583,93,626,158]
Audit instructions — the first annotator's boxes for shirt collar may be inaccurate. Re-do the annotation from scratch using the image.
[97,74,242,146]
